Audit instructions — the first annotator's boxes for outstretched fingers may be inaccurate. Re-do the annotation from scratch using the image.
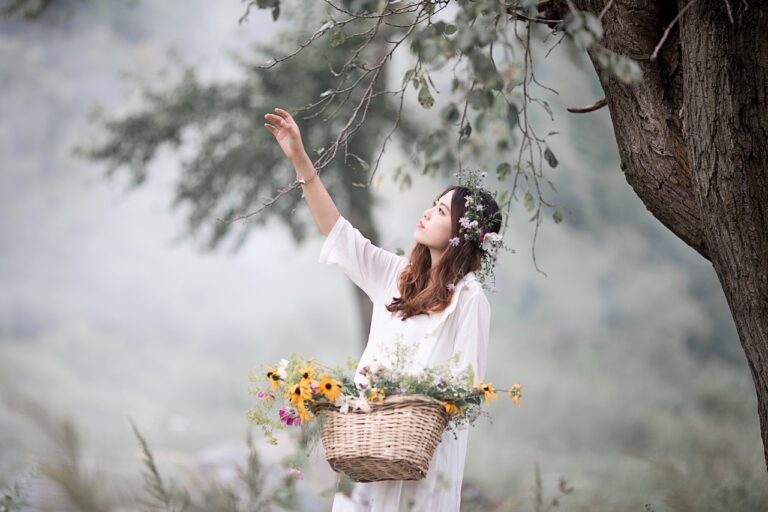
[274,107,293,123]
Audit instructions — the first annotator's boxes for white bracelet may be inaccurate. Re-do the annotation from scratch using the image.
[294,167,318,186]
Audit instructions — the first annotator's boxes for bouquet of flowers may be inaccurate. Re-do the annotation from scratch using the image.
[247,341,522,460]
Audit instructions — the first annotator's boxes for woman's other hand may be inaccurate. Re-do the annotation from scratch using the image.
[264,107,308,165]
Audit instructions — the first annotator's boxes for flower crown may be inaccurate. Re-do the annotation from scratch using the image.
[447,167,513,294]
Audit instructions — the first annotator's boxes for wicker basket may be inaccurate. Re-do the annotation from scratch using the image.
[309,394,451,482]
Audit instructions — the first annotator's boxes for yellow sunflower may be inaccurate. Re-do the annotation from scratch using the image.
[508,383,522,406]
[369,387,385,404]
[298,364,316,383]
[443,401,458,416]
[295,400,313,423]
[478,382,498,403]
[287,381,312,406]
[266,366,282,390]
[317,373,342,401]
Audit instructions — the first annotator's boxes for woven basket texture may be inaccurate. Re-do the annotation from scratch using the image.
[310,394,451,482]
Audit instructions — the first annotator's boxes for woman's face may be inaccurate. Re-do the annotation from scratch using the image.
[414,189,455,249]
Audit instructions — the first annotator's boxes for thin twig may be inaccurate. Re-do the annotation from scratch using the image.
[598,0,615,21]
[723,0,734,24]
[651,0,700,61]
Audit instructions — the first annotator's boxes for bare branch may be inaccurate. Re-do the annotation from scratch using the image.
[566,97,607,113]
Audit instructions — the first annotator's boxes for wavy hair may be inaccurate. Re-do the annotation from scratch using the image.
[385,185,501,321]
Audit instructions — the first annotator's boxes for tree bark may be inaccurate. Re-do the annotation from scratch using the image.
[678,0,768,469]
[572,0,768,470]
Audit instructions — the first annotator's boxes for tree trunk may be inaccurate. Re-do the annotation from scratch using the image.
[678,0,768,469]
[572,0,768,469]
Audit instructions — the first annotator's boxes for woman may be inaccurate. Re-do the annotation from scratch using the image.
[264,107,501,512]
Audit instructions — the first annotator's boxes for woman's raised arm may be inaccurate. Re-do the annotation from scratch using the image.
[264,107,339,236]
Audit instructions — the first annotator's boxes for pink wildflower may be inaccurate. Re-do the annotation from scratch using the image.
[278,406,301,426]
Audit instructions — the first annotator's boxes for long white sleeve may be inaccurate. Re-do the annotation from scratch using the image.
[451,290,491,385]
[318,214,407,303]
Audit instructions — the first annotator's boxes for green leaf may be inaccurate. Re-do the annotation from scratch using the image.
[330,30,346,47]
[553,210,563,224]
[496,162,511,180]
[400,172,412,189]
[395,248,405,256]
[546,179,557,192]
[544,146,559,168]
[349,153,369,172]
[444,23,458,35]
[455,27,476,53]
[418,77,434,109]
[459,121,472,138]
[524,191,534,211]
[440,102,460,123]
[402,69,415,88]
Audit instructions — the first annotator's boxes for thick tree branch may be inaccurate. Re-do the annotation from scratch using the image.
[572,0,709,260]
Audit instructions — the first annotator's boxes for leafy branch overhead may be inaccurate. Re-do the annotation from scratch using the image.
[238,0,642,274]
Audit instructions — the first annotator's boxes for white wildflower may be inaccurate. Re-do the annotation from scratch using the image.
[352,391,371,412]
[336,395,353,414]
[277,358,289,379]
[356,374,370,390]
[369,361,383,375]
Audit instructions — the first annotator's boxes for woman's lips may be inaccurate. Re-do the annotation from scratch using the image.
[418,221,425,229]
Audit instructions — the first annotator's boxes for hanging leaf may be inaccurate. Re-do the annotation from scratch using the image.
[524,191,534,211]
[496,162,512,180]
[553,210,563,223]
[546,179,557,192]
[507,104,519,128]
[459,121,472,138]
[402,69,415,88]
[418,77,434,109]
[441,102,460,123]
[544,146,559,168]
[330,30,346,47]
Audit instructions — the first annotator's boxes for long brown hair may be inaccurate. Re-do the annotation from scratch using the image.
[385,185,501,321]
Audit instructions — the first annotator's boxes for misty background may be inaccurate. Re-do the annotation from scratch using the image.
[0,0,765,510]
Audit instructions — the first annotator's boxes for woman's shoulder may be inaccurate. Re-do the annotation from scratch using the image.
[457,277,490,307]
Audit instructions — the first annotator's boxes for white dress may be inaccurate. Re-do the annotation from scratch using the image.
[318,214,492,512]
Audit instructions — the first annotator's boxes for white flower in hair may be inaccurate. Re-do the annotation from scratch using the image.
[453,166,515,293]
[481,232,503,251]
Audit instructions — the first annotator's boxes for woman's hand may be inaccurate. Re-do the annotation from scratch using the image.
[264,107,308,165]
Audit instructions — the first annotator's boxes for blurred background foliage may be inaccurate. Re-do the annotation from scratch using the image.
[0,0,766,510]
